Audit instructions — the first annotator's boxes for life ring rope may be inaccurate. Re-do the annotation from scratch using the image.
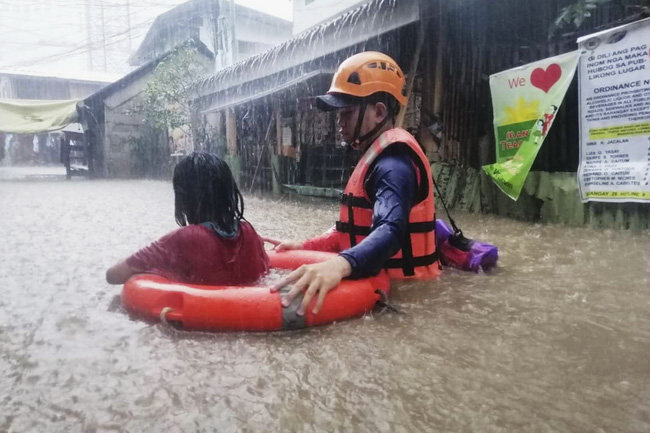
[159,307,174,326]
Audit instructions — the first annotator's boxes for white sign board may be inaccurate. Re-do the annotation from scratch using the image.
[577,18,650,202]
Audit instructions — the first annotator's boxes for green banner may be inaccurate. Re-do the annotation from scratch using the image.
[483,51,580,200]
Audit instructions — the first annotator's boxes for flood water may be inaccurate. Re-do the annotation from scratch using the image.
[1,173,649,433]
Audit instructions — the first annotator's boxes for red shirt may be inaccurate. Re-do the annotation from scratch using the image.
[126,221,269,285]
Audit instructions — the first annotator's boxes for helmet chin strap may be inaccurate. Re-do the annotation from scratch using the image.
[349,100,367,148]
[346,101,391,150]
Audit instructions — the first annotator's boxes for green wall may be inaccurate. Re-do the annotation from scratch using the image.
[432,163,650,230]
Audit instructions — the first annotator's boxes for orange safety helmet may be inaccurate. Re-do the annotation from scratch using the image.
[316,51,407,111]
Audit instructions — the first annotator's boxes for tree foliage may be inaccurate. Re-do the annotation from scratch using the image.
[126,43,212,178]
[549,0,611,39]
[141,44,211,133]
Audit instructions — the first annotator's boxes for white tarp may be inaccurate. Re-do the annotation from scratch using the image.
[0,98,80,134]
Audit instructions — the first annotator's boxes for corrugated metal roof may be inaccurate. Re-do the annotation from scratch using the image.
[0,69,121,84]
[203,69,334,112]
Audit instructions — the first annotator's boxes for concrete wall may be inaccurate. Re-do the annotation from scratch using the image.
[292,0,372,34]
[432,163,650,230]
[235,13,291,47]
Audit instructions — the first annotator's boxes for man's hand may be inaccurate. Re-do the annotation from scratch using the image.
[260,237,304,251]
[271,256,352,315]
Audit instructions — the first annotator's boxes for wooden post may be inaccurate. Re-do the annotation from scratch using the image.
[433,0,445,114]
[211,111,224,153]
[226,108,237,156]
[224,107,241,184]
[275,109,282,155]
[396,19,426,128]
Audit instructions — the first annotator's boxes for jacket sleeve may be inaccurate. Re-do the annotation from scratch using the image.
[338,148,417,278]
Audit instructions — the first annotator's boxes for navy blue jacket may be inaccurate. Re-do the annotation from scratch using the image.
[339,144,417,278]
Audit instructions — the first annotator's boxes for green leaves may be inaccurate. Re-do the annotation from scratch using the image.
[137,45,211,131]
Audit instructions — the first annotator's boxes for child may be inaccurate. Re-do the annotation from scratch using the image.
[106,152,269,285]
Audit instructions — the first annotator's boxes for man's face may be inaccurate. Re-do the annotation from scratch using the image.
[337,105,361,146]
[336,103,386,150]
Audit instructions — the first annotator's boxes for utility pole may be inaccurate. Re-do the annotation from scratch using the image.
[85,0,93,70]
[100,0,108,71]
[126,0,133,53]
[229,0,238,65]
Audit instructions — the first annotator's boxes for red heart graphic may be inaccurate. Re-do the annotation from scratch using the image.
[530,64,562,93]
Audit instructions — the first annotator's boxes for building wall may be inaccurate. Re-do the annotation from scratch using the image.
[101,71,153,178]
[292,0,371,35]
[235,11,292,51]
[432,162,650,230]
[215,3,292,68]
[0,77,13,99]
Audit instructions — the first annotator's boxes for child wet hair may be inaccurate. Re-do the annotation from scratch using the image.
[172,152,244,234]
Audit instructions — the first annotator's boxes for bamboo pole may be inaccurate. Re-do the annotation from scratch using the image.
[432,0,445,115]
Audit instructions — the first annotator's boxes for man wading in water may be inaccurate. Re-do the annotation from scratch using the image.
[265,52,440,316]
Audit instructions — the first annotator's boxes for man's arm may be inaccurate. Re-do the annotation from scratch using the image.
[105,227,184,284]
[271,148,417,315]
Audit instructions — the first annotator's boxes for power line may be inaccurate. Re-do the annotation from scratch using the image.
[0,4,167,70]
[0,0,295,71]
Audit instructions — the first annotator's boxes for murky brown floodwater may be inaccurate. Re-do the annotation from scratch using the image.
[1,172,649,433]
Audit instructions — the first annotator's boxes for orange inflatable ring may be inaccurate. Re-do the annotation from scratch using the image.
[121,250,390,331]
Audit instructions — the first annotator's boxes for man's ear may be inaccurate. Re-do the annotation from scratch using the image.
[373,102,388,121]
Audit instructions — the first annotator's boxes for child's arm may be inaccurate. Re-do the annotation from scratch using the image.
[106,227,183,285]
[262,226,341,253]
[106,259,139,284]
[302,226,341,252]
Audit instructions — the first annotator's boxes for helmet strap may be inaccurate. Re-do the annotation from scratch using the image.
[350,100,367,148]
[357,115,390,146]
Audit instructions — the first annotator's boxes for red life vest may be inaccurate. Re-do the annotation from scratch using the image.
[336,128,441,280]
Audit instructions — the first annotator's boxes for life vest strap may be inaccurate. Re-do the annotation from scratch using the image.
[385,251,439,269]
[340,193,373,209]
[400,229,416,276]
[336,221,371,236]
[346,193,357,247]
[336,220,436,235]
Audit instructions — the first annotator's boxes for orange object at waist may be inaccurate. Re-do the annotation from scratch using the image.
[121,250,390,332]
